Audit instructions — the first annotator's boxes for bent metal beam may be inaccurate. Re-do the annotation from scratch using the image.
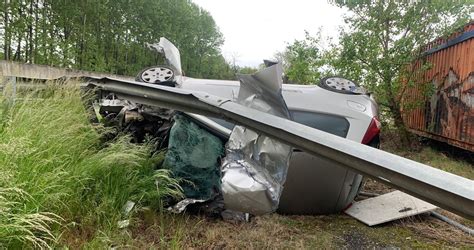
[86,77,474,219]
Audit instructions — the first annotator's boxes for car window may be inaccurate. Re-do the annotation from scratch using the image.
[290,110,349,138]
[209,110,349,138]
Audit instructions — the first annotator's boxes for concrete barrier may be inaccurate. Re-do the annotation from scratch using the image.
[0,60,134,80]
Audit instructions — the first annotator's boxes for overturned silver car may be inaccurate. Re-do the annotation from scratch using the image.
[94,38,381,215]
[180,72,381,215]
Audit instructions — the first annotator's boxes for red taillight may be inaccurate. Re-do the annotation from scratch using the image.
[361,117,381,144]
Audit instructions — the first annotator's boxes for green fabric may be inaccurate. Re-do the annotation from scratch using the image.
[163,114,224,199]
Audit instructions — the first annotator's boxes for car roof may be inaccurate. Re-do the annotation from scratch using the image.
[181,77,377,119]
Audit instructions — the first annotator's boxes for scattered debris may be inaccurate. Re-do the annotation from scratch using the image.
[345,191,437,226]
[430,211,474,235]
[117,220,130,229]
[123,201,136,216]
[221,210,251,222]
[168,198,209,213]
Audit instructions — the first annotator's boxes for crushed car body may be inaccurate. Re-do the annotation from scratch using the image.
[87,38,474,219]
[221,63,293,215]
[179,75,379,215]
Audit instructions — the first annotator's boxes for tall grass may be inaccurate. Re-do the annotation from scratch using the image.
[0,82,181,248]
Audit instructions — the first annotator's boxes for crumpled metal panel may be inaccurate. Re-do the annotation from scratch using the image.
[147,37,183,83]
[168,198,208,213]
[221,63,293,215]
[86,76,474,219]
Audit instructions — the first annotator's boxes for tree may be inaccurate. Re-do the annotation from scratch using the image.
[276,31,327,84]
[329,0,472,144]
[237,66,258,74]
[0,0,233,79]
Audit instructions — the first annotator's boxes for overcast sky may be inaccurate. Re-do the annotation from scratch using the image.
[193,0,348,67]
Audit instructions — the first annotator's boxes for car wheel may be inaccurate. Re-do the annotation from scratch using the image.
[319,76,359,94]
[136,66,175,86]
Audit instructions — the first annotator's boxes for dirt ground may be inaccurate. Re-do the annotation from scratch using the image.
[65,137,474,248]
[108,177,472,249]
[119,194,473,248]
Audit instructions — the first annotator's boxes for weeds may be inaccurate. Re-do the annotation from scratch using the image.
[0,82,181,248]
[1,82,471,248]
[0,187,61,248]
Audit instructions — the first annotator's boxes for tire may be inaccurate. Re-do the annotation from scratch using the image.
[135,66,175,86]
[319,76,360,95]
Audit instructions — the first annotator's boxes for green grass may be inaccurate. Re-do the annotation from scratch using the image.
[385,146,474,179]
[0,83,182,248]
[111,131,473,248]
[1,82,472,248]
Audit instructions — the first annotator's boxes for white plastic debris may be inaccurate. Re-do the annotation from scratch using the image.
[117,220,130,229]
[122,200,136,215]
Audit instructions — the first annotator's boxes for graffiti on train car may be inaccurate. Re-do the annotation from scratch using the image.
[424,69,474,141]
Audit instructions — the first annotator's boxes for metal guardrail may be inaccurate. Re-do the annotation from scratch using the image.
[86,77,474,219]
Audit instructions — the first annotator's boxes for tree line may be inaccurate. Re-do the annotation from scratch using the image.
[2,0,472,140]
[0,0,238,79]
[278,0,472,141]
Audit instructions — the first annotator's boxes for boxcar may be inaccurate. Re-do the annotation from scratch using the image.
[403,21,474,152]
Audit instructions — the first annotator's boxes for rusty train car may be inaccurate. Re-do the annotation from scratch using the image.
[402,21,474,152]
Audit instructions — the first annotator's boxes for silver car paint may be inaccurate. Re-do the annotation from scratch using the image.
[179,77,378,214]
[221,64,293,215]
